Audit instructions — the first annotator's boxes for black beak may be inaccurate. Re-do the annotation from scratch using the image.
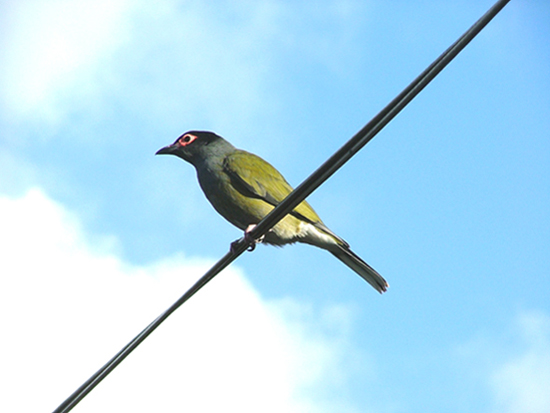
[155,144,177,155]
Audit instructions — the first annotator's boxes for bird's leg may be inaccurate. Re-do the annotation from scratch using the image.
[244,224,265,251]
[231,224,265,253]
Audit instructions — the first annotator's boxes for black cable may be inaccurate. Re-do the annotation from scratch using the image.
[247,0,511,242]
[52,246,246,413]
[52,1,510,411]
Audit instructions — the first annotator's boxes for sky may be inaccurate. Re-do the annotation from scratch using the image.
[1,0,549,412]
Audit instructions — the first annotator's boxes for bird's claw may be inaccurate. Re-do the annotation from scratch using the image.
[229,224,264,253]
[229,240,241,254]
[244,224,264,252]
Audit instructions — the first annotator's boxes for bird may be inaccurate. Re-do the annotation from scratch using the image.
[156,131,388,293]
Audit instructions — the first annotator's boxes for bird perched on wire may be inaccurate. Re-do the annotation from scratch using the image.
[156,131,388,293]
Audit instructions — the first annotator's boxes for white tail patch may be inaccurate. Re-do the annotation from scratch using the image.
[298,222,338,249]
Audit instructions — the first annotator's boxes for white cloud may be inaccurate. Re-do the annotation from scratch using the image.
[456,311,550,413]
[490,312,550,413]
[0,189,363,413]
[0,0,369,135]
[0,0,281,131]
[0,0,133,123]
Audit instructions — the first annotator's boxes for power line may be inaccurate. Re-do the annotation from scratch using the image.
[52,1,510,411]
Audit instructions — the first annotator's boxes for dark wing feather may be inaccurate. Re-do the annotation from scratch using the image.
[223,150,322,225]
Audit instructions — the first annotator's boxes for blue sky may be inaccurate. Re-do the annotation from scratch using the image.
[1,0,549,412]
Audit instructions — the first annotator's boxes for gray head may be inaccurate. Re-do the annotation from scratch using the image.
[156,131,235,166]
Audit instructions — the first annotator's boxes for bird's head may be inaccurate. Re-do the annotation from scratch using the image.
[156,131,233,165]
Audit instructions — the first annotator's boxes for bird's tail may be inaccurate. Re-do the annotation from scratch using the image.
[329,244,388,293]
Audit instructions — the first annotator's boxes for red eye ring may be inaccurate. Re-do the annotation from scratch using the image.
[178,134,197,147]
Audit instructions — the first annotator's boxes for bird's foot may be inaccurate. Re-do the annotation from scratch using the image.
[229,224,265,253]
[244,224,264,251]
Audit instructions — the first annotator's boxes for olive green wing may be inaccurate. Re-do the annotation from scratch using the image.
[223,150,322,225]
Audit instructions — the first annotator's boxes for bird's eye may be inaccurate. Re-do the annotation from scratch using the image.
[178,134,197,146]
